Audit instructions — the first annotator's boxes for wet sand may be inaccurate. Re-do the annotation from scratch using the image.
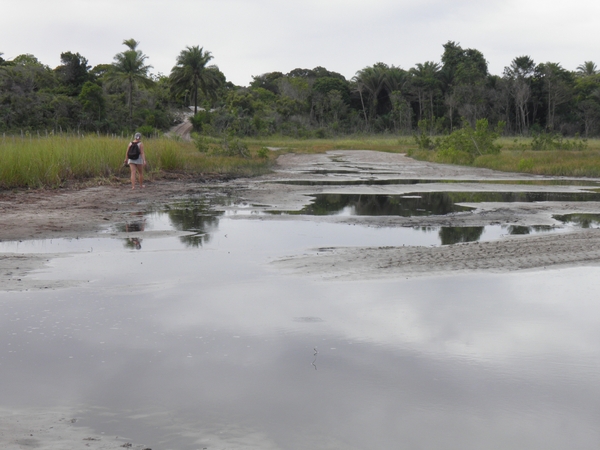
[0,407,151,450]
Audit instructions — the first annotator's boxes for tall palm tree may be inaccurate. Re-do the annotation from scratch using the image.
[576,61,598,77]
[409,61,441,122]
[384,65,408,94]
[169,46,222,114]
[110,39,153,127]
[352,63,388,127]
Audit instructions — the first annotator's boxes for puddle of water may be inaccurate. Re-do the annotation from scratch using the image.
[292,193,473,216]
[268,192,600,218]
[2,203,600,449]
[1,236,599,449]
[273,178,600,187]
[0,215,565,256]
[554,213,600,228]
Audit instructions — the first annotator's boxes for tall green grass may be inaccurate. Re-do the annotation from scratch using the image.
[244,135,413,154]
[410,137,600,178]
[5,134,600,189]
[474,149,600,177]
[0,135,123,188]
[0,135,272,189]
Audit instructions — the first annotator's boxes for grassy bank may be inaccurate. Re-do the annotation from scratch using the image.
[408,137,600,178]
[4,134,600,189]
[244,135,413,154]
[0,135,272,189]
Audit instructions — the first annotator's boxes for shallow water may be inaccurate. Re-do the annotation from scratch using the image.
[0,212,564,254]
[554,213,600,228]
[275,191,600,217]
[275,177,600,187]
[1,206,600,449]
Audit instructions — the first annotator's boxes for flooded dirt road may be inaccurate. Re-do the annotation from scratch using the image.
[4,150,600,287]
[2,150,600,449]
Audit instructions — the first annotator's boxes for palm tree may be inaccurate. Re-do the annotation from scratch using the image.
[384,65,408,94]
[352,63,388,127]
[576,61,598,77]
[110,39,153,127]
[409,62,441,122]
[169,46,222,114]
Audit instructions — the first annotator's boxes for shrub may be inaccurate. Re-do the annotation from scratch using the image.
[437,119,504,158]
[193,134,209,153]
[530,132,587,151]
[435,147,474,165]
[413,119,438,150]
[218,136,250,158]
[189,110,212,132]
[257,147,270,159]
[314,128,328,139]
[136,125,158,138]
[517,158,535,171]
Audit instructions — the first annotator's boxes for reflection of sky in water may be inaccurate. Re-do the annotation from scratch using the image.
[1,214,600,449]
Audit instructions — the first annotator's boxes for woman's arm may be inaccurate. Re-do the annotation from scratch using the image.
[140,143,146,165]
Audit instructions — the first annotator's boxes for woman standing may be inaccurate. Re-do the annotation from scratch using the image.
[125,132,146,189]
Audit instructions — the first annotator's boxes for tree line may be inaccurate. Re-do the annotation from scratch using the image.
[1,40,599,137]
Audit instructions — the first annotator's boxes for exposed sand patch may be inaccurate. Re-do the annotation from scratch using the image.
[0,407,150,450]
[273,228,600,280]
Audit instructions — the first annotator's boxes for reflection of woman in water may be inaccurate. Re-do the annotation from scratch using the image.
[124,236,142,250]
[124,220,145,249]
[125,221,145,233]
[124,132,146,190]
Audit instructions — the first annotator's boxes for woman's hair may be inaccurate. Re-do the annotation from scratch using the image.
[134,132,142,140]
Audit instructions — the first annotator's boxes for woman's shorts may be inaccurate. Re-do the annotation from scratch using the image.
[128,157,143,165]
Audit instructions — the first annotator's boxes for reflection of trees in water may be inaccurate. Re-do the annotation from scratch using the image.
[504,225,553,235]
[554,213,600,228]
[301,193,472,216]
[164,201,223,248]
[507,225,531,235]
[414,226,437,232]
[293,191,600,217]
[439,227,484,245]
[530,225,553,232]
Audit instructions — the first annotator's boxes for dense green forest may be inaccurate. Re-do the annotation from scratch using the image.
[1,40,599,137]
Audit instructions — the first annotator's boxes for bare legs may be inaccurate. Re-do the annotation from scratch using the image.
[129,164,144,189]
[137,164,144,188]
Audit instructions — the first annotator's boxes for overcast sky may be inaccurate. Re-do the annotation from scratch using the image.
[1,0,598,86]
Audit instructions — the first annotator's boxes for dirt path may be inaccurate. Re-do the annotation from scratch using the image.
[167,119,193,141]
[2,150,600,288]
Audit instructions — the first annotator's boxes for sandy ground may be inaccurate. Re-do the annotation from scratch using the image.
[3,150,600,447]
